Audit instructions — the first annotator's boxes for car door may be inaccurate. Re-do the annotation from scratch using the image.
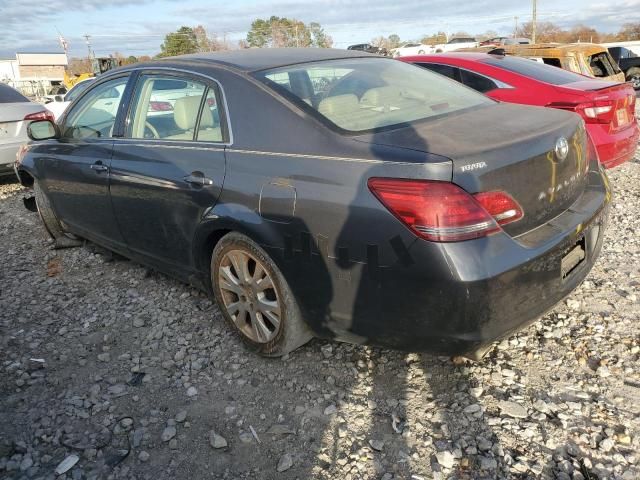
[109,70,228,273]
[41,74,132,249]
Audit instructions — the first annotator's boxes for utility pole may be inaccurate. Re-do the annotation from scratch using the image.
[513,16,519,38]
[532,0,537,43]
[83,34,93,60]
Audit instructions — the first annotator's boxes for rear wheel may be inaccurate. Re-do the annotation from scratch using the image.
[34,182,81,247]
[627,68,640,90]
[211,232,313,356]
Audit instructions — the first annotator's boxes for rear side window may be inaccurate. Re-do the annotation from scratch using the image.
[0,84,29,103]
[417,63,460,81]
[257,57,492,133]
[128,74,225,142]
[482,55,588,85]
[459,70,498,93]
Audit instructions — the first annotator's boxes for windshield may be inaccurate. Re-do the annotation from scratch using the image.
[256,57,492,133]
[482,55,591,85]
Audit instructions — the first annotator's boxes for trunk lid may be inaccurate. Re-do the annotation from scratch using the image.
[354,103,590,237]
[0,103,47,142]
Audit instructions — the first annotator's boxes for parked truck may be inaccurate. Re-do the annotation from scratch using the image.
[608,46,640,90]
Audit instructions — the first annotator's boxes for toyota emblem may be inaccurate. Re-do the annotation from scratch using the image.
[555,137,569,161]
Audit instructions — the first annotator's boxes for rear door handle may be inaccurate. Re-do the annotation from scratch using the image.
[184,173,214,186]
[90,163,109,173]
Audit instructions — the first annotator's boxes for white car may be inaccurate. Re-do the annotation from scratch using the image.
[390,43,432,57]
[46,78,95,120]
[432,37,479,53]
[0,83,54,177]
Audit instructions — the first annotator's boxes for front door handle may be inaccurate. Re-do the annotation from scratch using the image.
[90,163,109,173]
[184,172,213,186]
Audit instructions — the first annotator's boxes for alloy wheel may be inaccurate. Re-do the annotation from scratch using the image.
[217,249,282,343]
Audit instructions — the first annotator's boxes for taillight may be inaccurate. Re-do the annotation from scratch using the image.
[24,110,55,122]
[368,178,522,242]
[473,191,523,225]
[149,101,173,111]
[548,100,614,125]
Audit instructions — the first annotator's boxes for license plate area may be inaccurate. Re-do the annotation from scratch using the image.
[561,236,586,280]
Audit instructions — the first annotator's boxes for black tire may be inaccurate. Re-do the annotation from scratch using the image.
[211,232,313,357]
[626,67,640,90]
[34,182,81,247]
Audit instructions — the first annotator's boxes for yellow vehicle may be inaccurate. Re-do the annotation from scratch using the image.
[63,57,120,89]
[465,43,626,83]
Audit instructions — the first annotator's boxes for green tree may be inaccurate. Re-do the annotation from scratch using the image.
[387,34,401,48]
[159,26,198,58]
[247,17,331,48]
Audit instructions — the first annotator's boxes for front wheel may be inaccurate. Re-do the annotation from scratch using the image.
[627,67,640,90]
[211,232,313,356]
[34,182,81,247]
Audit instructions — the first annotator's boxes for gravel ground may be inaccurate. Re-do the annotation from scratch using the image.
[1,146,639,480]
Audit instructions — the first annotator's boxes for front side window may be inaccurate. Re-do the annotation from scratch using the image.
[65,79,95,102]
[63,76,128,139]
[257,58,492,133]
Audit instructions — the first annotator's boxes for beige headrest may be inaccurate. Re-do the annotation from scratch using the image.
[360,86,401,107]
[318,94,359,118]
[173,96,214,130]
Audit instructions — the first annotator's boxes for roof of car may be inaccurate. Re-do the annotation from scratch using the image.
[157,48,376,72]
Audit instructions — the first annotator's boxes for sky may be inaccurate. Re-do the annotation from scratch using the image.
[2,0,640,59]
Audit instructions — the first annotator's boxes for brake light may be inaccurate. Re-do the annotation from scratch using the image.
[368,178,522,242]
[24,110,55,122]
[149,101,173,111]
[548,100,614,125]
[473,191,523,225]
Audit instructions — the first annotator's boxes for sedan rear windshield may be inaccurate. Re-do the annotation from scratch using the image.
[256,58,492,133]
[0,83,30,103]
[482,55,588,85]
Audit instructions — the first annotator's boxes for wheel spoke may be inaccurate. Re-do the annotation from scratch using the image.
[255,275,274,292]
[219,267,243,296]
[228,251,251,284]
[257,297,280,315]
[261,309,281,330]
[232,305,248,327]
[252,312,272,342]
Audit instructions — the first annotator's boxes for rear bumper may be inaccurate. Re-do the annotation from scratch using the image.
[293,167,611,357]
[588,122,639,169]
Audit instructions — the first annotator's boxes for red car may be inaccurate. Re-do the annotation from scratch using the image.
[401,53,639,168]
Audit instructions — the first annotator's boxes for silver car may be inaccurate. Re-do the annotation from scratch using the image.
[0,83,53,177]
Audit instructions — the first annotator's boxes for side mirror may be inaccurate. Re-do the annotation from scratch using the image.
[27,120,60,141]
[54,95,64,102]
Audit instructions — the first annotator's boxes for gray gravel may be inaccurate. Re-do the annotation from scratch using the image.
[1,145,639,479]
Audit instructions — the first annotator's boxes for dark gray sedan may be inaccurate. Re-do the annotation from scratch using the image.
[17,48,610,359]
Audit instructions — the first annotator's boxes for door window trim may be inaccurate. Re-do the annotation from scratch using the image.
[121,67,232,146]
